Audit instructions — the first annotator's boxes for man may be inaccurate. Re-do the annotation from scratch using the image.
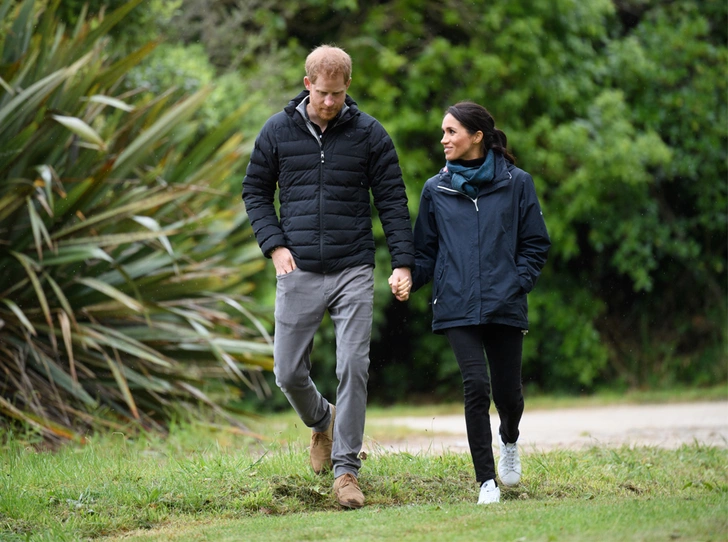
[242,45,414,509]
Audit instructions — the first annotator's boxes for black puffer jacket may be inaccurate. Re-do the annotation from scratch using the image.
[242,91,415,273]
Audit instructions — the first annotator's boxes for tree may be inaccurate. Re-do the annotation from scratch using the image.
[136,0,727,399]
[0,0,273,440]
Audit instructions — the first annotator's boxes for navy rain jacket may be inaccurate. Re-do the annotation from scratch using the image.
[242,90,415,274]
[412,152,550,332]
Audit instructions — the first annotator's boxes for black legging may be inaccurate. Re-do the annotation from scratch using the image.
[444,324,524,484]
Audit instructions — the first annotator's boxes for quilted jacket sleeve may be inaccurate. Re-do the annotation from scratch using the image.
[242,118,286,258]
[367,121,415,270]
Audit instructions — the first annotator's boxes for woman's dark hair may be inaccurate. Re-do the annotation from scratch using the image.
[446,101,515,163]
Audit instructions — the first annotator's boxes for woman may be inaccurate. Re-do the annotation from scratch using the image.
[397,101,550,504]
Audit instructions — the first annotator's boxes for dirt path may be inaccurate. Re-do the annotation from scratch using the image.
[366,400,728,454]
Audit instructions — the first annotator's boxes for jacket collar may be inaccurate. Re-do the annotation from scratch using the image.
[285,90,358,125]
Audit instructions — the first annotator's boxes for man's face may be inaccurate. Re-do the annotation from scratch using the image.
[304,73,351,124]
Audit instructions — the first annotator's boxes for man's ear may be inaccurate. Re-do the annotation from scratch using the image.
[304,76,312,90]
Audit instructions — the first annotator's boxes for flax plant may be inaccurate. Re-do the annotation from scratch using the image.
[0,0,272,441]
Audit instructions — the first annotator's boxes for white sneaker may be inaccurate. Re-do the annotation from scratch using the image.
[477,479,501,504]
[498,437,522,487]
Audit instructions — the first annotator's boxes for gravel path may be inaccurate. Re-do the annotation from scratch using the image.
[366,401,728,454]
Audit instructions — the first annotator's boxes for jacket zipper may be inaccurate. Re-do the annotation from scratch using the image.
[432,171,512,309]
[437,185,480,211]
[319,145,325,268]
[433,186,478,306]
[302,114,348,271]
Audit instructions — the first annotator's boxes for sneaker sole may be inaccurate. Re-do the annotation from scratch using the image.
[499,473,521,487]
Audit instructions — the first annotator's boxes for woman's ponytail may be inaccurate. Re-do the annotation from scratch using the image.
[492,128,515,163]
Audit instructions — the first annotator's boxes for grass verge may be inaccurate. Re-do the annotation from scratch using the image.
[111,496,727,541]
[0,416,726,541]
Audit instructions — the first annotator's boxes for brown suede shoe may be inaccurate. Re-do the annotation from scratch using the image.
[310,403,335,474]
[334,473,365,509]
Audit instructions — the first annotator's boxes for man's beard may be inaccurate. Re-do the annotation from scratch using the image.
[314,105,338,121]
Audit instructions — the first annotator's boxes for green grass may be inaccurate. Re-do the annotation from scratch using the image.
[0,392,726,541]
[110,497,726,541]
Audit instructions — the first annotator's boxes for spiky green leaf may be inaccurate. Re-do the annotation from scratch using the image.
[51,115,107,150]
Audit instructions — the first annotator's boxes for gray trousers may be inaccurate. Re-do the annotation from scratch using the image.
[273,264,373,478]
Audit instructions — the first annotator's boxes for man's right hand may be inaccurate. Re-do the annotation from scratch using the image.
[271,246,296,275]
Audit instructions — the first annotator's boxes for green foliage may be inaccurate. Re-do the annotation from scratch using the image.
[123,42,251,134]
[125,43,216,95]
[52,0,177,50]
[323,0,726,393]
[0,0,273,440]
[122,0,726,399]
[165,0,298,70]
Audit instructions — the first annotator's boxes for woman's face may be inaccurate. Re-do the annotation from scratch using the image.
[441,113,484,161]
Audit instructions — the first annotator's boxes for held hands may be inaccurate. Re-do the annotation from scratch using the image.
[274,249,410,302]
[271,247,296,275]
[388,267,412,302]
